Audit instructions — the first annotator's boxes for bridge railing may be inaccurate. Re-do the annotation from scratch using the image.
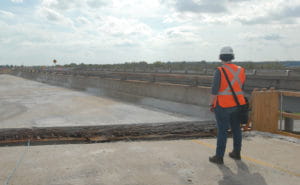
[97,68,300,77]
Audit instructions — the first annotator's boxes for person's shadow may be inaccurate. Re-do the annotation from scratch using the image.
[217,160,268,185]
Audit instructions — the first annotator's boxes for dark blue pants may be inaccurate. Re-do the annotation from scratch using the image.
[214,105,241,158]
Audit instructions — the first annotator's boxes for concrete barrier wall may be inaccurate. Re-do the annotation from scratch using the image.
[110,69,300,77]
[14,71,211,107]
[246,75,300,91]
[12,68,300,92]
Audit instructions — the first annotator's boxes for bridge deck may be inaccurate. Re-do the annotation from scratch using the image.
[0,136,299,185]
[0,75,200,128]
[0,74,215,143]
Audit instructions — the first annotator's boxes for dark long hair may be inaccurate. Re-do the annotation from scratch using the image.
[219,54,234,62]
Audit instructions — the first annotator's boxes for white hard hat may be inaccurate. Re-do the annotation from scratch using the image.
[220,46,234,55]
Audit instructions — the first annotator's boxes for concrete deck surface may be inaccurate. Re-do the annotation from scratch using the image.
[0,74,212,129]
[0,135,299,185]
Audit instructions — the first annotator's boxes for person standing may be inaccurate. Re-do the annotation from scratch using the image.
[209,46,246,164]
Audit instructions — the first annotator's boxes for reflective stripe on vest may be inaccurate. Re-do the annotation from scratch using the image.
[218,65,244,95]
[216,64,246,108]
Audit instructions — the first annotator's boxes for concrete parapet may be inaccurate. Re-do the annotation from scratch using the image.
[289,71,300,77]
[13,71,211,107]
[252,69,289,76]
[11,68,300,97]
[246,75,300,91]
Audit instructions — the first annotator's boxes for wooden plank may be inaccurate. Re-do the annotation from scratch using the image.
[252,90,279,133]
[281,112,300,120]
[281,91,300,97]
[276,131,300,139]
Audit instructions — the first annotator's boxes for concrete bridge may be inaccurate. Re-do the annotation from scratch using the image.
[0,71,299,185]
[0,70,216,144]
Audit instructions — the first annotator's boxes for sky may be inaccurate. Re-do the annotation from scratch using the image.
[0,0,300,66]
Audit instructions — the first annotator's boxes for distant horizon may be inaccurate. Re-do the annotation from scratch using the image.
[1,0,300,66]
[1,60,300,67]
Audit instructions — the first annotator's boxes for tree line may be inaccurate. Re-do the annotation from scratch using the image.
[62,61,291,71]
[2,61,300,71]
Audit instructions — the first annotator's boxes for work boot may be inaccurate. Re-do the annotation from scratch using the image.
[209,155,224,164]
[229,150,241,160]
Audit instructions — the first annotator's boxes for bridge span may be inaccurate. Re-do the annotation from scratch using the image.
[0,73,215,144]
[0,72,299,185]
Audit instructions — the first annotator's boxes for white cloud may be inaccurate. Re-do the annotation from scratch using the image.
[1,0,300,65]
[174,0,227,14]
[104,0,163,19]
[41,0,81,11]
[163,26,202,42]
[114,39,138,47]
[86,0,108,8]
[41,0,109,12]
[76,16,91,25]
[11,0,23,3]
[0,10,15,19]
[37,7,74,27]
[97,16,153,37]
[240,32,283,42]
[161,0,300,26]
[232,0,300,25]
[263,34,283,41]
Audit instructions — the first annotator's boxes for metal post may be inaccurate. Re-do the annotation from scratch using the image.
[284,113,294,132]
[280,92,283,130]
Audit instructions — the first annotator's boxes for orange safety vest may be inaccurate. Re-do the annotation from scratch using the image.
[215,63,246,108]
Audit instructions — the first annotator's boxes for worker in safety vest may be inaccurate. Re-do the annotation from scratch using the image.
[208,46,246,164]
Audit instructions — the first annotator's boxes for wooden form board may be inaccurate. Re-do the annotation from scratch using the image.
[252,90,279,133]
[281,91,300,98]
[281,112,300,120]
[276,131,300,139]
